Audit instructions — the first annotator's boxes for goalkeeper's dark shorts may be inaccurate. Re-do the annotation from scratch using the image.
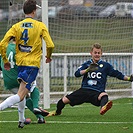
[66,88,101,107]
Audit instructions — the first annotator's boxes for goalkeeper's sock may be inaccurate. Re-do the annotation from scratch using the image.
[100,95,108,108]
[56,99,65,114]
[0,94,20,110]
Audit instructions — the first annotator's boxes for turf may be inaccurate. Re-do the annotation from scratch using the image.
[0,98,133,133]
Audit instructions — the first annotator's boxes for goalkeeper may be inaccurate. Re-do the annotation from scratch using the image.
[0,39,49,125]
[48,43,133,116]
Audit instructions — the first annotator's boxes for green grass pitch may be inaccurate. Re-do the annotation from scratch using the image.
[0,98,133,133]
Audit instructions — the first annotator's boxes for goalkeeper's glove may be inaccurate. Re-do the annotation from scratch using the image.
[128,74,133,82]
[85,63,99,72]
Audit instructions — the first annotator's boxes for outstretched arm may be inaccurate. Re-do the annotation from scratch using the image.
[124,74,133,82]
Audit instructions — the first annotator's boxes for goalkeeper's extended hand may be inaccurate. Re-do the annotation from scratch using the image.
[85,63,99,72]
[128,74,133,82]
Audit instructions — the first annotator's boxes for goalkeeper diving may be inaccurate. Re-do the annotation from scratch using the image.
[48,43,133,116]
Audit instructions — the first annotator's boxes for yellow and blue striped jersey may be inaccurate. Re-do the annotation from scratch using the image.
[0,18,54,68]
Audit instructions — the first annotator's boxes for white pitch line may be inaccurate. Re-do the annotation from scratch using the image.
[0,121,132,124]
[0,102,132,113]
[47,121,133,124]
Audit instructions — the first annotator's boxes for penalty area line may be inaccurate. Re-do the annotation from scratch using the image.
[0,121,132,124]
[47,121,133,124]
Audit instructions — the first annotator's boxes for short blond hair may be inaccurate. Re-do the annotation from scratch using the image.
[91,43,102,52]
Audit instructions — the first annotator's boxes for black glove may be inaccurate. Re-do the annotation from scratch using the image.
[86,63,99,72]
[128,74,133,82]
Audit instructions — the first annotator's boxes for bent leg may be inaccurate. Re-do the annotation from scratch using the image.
[26,88,44,123]
[98,92,113,115]
[56,96,70,114]
[17,81,29,101]
[48,96,70,116]
[98,92,108,107]
[0,94,20,110]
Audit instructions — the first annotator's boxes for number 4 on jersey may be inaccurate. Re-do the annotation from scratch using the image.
[21,29,29,44]
[8,51,15,68]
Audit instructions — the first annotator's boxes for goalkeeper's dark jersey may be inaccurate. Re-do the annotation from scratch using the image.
[0,43,19,90]
[75,59,125,92]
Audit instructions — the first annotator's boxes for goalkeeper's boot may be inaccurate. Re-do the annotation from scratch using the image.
[24,118,31,125]
[100,101,113,115]
[37,117,45,124]
[47,110,61,117]
[33,108,49,117]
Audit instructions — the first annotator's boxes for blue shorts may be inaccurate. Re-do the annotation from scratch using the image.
[17,66,39,91]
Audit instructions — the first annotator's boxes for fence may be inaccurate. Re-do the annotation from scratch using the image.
[0,53,133,105]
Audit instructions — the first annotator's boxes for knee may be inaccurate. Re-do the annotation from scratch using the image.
[26,94,30,99]
[20,96,25,101]
[98,92,108,100]
[62,96,70,104]
[17,93,25,101]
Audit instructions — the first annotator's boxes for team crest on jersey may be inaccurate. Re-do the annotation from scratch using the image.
[99,64,103,68]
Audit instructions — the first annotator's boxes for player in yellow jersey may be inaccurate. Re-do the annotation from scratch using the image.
[0,0,54,128]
